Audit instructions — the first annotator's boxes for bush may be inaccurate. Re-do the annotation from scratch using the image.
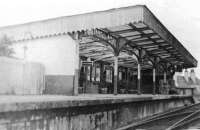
[0,35,14,57]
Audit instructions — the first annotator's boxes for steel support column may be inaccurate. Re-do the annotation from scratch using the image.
[114,56,118,95]
[73,38,80,96]
[137,62,141,95]
[126,68,129,86]
[164,71,167,84]
[153,67,156,95]
[100,62,104,87]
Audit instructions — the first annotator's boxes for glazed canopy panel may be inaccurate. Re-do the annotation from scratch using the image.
[0,5,197,68]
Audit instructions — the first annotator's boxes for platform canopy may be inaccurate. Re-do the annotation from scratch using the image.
[0,5,197,69]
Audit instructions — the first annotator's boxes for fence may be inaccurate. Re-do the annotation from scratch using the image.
[0,57,45,95]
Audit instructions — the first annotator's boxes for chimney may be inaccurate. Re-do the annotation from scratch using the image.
[184,69,189,82]
[190,69,196,84]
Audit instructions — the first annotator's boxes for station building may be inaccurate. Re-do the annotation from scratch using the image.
[1,5,196,96]
[0,5,198,129]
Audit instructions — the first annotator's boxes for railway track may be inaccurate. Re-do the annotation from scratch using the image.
[116,102,200,130]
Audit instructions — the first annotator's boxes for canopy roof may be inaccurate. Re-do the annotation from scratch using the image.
[0,5,197,68]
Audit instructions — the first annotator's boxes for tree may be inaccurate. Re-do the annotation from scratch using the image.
[0,35,15,57]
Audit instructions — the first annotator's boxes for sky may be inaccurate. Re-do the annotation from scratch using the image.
[0,0,200,77]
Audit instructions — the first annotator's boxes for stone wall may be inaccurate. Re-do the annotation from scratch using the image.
[0,97,193,130]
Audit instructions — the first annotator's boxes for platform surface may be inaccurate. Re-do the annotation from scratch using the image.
[0,94,192,113]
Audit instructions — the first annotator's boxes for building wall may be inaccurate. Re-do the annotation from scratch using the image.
[13,35,78,95]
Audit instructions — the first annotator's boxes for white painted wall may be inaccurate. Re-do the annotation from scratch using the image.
[13,35,77,75]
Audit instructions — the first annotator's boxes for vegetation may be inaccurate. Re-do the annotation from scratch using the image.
[0,35,14,57]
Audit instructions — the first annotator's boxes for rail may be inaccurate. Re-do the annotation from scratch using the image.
[116,102,200,130]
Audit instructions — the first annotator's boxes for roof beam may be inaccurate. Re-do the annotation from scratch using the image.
[129,23,183,64]
[99,28,165,68]
[109,27,149,34]
[126,33,158,38]
[128,38,161,45]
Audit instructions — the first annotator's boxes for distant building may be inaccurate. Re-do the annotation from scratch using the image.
[174,69,200,96]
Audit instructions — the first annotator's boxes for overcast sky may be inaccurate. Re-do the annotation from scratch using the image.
[0,0,200,76]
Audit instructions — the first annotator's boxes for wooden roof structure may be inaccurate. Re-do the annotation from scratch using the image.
[0,5,197,69]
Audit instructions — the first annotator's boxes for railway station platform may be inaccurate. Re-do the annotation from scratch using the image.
[0,94,193,112]
[0,4,198,130]
[0,94,194,130]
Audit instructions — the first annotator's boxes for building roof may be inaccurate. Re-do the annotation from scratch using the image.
[0,5,197,68]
